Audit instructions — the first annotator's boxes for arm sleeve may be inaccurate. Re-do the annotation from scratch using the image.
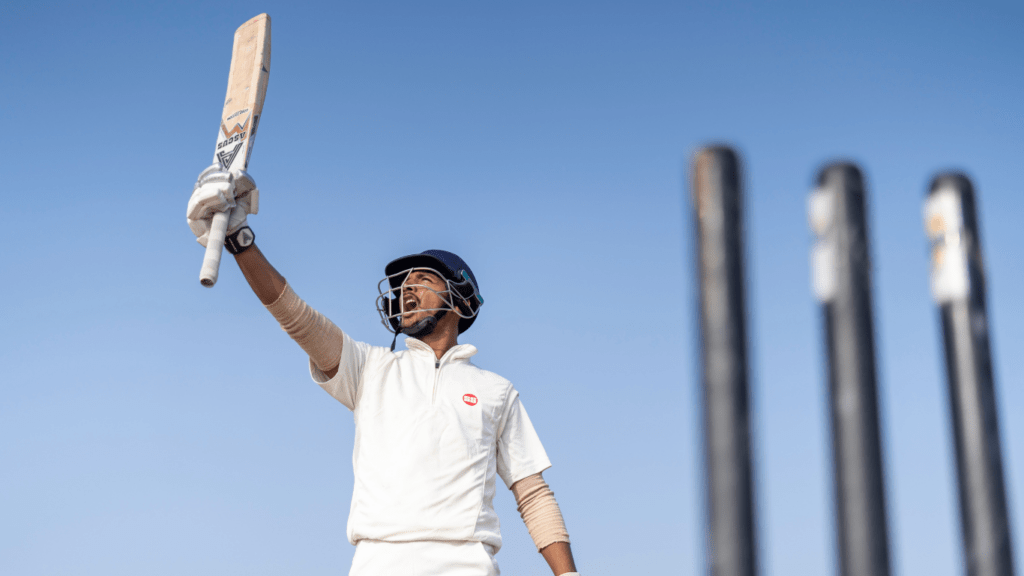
[265,282,345,373]
[511,472,571,552]
[496,390,552,489]
[309,330,370,411]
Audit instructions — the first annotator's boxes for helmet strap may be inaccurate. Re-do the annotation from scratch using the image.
[393,309,448,350]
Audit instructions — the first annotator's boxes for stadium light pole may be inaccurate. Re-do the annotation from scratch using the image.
[691,146,759,576]
[924,173,1015,576]
[808,162,892,576]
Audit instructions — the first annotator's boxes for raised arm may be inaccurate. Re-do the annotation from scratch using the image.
[234,242,287,304]
[232,243,342,378]
[186,168,342,379]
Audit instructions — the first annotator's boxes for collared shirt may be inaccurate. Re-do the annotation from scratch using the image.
[310,333,551,550]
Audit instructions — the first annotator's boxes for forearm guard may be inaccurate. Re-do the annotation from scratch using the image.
[265,282,344,373]
[511,473,571,552]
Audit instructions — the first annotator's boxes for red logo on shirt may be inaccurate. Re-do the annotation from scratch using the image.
[463,394,478,406]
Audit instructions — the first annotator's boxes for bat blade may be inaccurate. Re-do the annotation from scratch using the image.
[199,13,271,287]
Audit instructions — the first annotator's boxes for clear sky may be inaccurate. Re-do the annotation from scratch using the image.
[2,1,1022,575]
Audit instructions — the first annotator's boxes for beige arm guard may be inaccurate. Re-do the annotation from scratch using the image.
[265,283,345,373]
[511,472,571,552]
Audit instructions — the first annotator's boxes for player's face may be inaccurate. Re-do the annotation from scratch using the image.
[399,269,448,325]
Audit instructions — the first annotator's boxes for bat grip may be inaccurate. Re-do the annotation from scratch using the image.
[199,209,231,287]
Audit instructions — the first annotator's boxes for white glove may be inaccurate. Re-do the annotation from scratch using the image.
[187,165,260,248]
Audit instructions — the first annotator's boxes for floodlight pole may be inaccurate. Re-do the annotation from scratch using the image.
[924,173,1015,576]
[692,146,759,576]
[808,162,892,576]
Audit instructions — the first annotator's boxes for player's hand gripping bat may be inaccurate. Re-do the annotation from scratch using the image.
[198,14,271,287]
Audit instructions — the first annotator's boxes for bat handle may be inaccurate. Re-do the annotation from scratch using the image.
[199,209,231,287]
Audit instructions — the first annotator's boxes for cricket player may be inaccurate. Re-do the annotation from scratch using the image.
[187,167,581,576]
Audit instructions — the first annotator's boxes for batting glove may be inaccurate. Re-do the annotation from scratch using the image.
[187,164,260,248]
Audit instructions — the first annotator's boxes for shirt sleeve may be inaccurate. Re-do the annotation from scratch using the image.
[309,330,370,410]
[496,389,552,489]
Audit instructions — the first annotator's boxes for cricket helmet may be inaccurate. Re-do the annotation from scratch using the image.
[376,249,485,336]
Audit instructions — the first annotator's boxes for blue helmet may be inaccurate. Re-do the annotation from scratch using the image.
[377,250,484,335]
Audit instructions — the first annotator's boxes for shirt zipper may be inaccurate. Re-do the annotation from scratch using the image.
[432,359,441,404]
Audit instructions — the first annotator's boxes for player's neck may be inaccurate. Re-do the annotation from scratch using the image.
[418,318,460,360]
[420,332,458,360]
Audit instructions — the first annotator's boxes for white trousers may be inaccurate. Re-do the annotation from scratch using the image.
[350,540,500,576]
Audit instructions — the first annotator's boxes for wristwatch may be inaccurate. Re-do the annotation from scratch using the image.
[225,226,255,254]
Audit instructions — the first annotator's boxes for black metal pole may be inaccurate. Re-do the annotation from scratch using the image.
[924,173,1015,576]
[691,146,758,576]
[807,163,892,576]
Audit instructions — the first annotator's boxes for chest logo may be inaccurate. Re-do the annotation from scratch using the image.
[463,394,478,406]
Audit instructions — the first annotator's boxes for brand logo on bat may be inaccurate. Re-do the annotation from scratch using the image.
[222,115,250,137]
[226,108,249,122]
[463,394,478,406]
[218,115,249,148]
[217,115,251,150]
[217,142,243,170]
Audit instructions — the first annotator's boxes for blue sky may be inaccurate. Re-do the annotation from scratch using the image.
[2,1,1022,574]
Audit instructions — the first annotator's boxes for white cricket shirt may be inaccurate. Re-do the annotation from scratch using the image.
[309,332,551,550]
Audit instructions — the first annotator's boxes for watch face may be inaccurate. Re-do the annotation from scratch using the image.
[237,227,254,246]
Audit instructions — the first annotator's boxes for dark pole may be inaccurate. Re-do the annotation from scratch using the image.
[807,163,892,576]
[691,146,758,576]
[924,173,1015,576]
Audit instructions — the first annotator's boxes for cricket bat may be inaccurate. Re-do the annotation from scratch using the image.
[199,13,271,287]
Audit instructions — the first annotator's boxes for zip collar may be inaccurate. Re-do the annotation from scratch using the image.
[404,337,478,366]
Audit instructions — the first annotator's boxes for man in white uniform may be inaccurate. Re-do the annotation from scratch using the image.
[187,167,581,576]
